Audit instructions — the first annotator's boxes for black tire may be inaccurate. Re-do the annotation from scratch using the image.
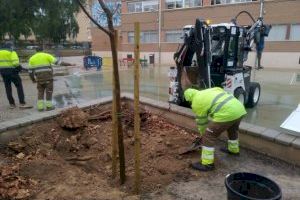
[246,82,261,108]
[234,87,246,105]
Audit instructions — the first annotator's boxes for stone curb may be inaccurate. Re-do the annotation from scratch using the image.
[275,133,297,146]
[0,96,113,134]
[0,94,299,150]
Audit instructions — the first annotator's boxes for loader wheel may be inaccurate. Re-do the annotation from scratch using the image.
[234,87,246,105]
[246,82,261,108]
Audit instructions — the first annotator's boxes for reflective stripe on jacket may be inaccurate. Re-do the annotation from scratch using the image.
[184,87,247,133]
[28,52,57,69]
[0,50,19,68]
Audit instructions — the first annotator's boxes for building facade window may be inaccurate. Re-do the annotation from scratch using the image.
[166,0,201,9]
[211,0,255,5]
[128,32,134,43]
[128,31,158,43]
[265,25,288,41]
[165,30,183,43]
[290,24,300,41]
[127,0,158,13]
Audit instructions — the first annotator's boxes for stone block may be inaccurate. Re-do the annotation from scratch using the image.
[3,121,19,130]
[292,137,300,149]
[11,118,31,127]
[97,96,113,104]
[239,122,254,131]
[260,129,281,141]
[78,102,92,109]
[0,123,8,133]
[247,125,266,137]
[27,113,44,123]
[275,133,296,146]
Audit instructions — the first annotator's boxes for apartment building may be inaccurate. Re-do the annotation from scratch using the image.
[90,0,300,68]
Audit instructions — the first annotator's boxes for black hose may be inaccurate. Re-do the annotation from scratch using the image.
[233,11,256,25]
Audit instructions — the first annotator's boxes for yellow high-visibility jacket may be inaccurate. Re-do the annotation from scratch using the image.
[184,87,247,134]
[28,52,57,70]
[0,49,19,68]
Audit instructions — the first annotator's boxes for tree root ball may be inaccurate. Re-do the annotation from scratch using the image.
[59,107,88,129]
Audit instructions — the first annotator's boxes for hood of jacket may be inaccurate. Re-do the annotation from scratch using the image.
[184,88,199,102]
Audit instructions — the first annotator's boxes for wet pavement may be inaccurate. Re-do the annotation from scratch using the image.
[1,59,300,135]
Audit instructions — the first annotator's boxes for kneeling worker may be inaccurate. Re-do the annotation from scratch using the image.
[184,87,247,171]
[28,47,58,111]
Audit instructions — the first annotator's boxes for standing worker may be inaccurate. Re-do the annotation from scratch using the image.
[28,47,58,111]
[255,28,265,70]
[184,87,247,171]
[0,43,32,109]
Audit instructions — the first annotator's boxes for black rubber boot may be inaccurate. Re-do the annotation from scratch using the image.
[220,147,240,156]
[190,162,214,171]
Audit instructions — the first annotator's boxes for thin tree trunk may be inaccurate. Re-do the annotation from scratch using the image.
[109,31,125,184]
[111,75,118,178]
[111,30,118,179]
[75,0,126,184]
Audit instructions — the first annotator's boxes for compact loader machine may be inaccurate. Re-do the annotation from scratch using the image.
[168,0,271,108]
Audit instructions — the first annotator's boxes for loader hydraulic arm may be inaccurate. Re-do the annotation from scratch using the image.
[232,0,271,57]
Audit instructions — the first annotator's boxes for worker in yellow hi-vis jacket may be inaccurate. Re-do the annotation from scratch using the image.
[0,43,32,109]
[184,87,247,171]
[28,47,58,111]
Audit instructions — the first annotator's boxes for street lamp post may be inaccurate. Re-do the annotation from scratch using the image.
[158,0,162,66]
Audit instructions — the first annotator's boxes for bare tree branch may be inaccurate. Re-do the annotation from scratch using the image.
[98,0,114,34]
[75,0,110,36]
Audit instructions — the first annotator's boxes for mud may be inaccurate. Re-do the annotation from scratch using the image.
[0,104,200,199]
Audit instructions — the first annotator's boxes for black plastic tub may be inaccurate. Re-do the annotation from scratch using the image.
[225,172,282,200]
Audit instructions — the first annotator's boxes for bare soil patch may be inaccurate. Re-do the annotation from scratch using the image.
[0,104,201,199]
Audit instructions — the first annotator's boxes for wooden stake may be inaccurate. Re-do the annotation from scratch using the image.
[134,22,141,194]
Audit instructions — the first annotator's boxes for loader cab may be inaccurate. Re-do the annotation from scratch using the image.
[210,24,244,72]
[209,24,247,86]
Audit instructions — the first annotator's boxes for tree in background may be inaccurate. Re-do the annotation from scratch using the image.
[33,0,80,44]
[0,0,36,41]
[0,0,80,44]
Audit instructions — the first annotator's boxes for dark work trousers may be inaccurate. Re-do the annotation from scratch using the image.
[37,80,53,101]
[202,117,243,147]
[257,51,262,68]
[0,69,25,105]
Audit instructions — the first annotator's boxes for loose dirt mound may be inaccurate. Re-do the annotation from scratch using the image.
[0,164,36,200]
[0,104,200,199]
[59,107,88,129]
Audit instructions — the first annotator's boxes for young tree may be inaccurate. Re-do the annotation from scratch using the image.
[75,0,126,184]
